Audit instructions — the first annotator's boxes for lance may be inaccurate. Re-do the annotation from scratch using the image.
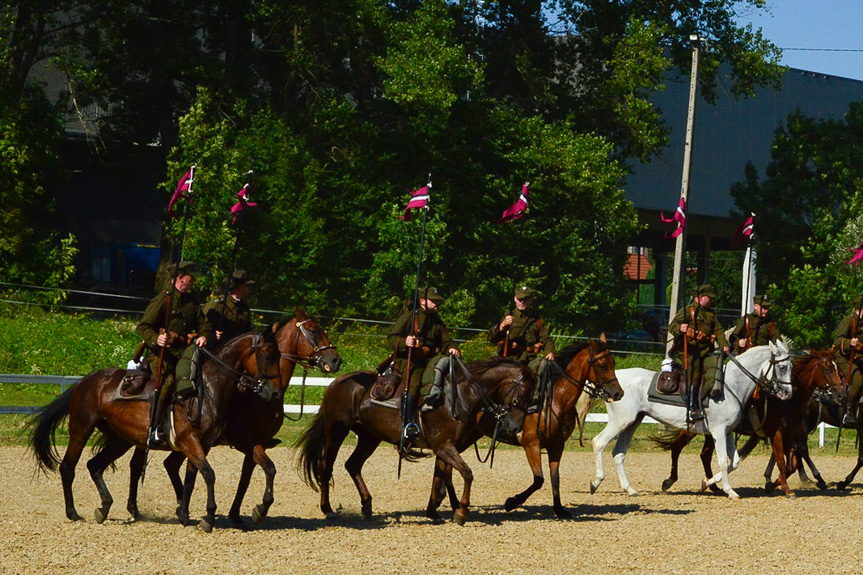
[216,170,254,340]
[142,164,197,482]
[399,174,431,479]
[504,182,529,358]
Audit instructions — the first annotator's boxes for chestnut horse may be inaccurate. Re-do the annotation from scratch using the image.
[125,309,342,524]
[429,336,622,518]
[655,348,842,497]
[28,328,283,531]
[295,357,534,524]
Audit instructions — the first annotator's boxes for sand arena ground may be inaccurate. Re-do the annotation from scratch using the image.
[3,445,862,574]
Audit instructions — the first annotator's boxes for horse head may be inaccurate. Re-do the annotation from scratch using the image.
[799,347,844,404]
[763,338,794,400]
[587,333,624,402]
[274,308,343,375]
[234,326,284,402]
[468,358,535,436]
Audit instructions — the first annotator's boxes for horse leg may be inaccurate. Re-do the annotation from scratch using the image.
[661,431,688,492]
[711,429,739,499]
[434,443,473,525]
[86,434,132,523]
[425,457,449,523]
[591,413,638,494]
[58,416,99,521]
[548,447,570,518]
[176,460,198,526]
[250,445,276,524]
[163,451,186,505]
[608,421,641,496]
[799,439,827,490]
[767,431,794,497]
[504,440,544,512]
[836,457,863,490]
[127,448,145,519]
[698,435,723,494]
[185,452,217,533]
[228,452,256,524]
[343,430,381,520]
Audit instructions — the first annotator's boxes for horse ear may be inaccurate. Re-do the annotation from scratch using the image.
[271,321,281,333]
[599,332,607,344]
[294,307,309,321]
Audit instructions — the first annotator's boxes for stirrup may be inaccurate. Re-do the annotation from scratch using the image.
[689,410,705,422]
[842,413,857,428]
[147,426,166,447]
[402,422,420,440]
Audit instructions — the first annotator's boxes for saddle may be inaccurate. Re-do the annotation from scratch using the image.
[369,372,406,402]
[648,363,708,408]
[117,370,153,399]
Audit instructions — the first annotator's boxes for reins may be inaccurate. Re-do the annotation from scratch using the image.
[279,318,338,421]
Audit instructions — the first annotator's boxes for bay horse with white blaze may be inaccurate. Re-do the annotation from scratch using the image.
[430,336,622,518]
[295,357,534,524]
[124,309,342,524]
[28,328,283,532]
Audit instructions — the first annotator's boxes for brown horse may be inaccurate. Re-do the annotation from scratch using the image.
[431,336,623,518]
[125,309,342,524]
[295,357,534,525]
[28,328,283,531]
[655,348,842,497]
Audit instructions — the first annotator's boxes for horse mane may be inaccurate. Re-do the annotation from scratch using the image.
[469,356,521,377]
[792,348,832,379]
[554,341,591,371]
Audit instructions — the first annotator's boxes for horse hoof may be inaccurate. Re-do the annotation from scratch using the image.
[589,481,599,495]
[127,507,140,521]
[553,507,572,519]
[426,510,444,525]
[764,482,776,494]
[94,508,107,524]
[661,479,674,492]
[252,506,266,524]
[504,497,519,512]
[700,479,709,492]
[727,491,740,500]
[67,511,84,522]
[198,518,214,533]
[453,509,468,526]
[626,489,639,497]
[708,484,723,495]
[786,492,797,499]
[817,481,828,491]
[836,481,848,491]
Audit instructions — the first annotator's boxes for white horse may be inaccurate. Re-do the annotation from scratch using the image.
[590,340,793,499]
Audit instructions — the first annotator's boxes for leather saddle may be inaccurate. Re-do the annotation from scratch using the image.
[651,365,707,401]
[369,372,405,402]
[115,369,155,400]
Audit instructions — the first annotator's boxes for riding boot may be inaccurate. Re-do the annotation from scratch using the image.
[526,358,547,414]
[688,382,704,421]
[402,394,421,440]
[148,384,171,447]
[844,377,862,427]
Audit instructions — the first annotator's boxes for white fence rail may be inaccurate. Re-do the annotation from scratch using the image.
[1,374,836,447]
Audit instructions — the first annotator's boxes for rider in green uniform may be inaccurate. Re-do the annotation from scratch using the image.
[136,260,212,446]
[203,269,255,344]
[667,284,730,421]
[388,287,460,440]
[833,296,863,427]
[728,294,778,355]
[487,285,555,413]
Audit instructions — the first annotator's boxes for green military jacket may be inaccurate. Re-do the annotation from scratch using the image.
[388,308,456,373]
[729,313,777,353]
[137,290,213,359]
[487,308,554,364]
[834,313,863,361]
[203,293,252,343]
[668,303,729,358]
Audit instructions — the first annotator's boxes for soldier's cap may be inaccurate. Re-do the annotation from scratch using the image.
[168,260,199,278]
[514,285,535,299]
[226,269,255,288]
[753,294,771,308]
[695,284,716,299]
[418,286,444,303]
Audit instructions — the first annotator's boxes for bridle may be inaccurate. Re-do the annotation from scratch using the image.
[544,347,619,400]
[280,319,337,369]
[199,333,281,397]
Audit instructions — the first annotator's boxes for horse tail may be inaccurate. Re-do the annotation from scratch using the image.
[27,386,74,474]
[295,410,327,492]
[648,426,692,451]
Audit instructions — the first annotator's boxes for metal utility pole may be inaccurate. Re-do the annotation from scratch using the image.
[667,35,704,353]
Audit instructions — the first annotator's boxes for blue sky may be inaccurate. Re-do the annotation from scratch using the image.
[737,0,863,81]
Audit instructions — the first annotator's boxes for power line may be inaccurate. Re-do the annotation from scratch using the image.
[782,47,863,52]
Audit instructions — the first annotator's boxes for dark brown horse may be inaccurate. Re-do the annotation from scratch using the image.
[28,328,283,531]
[125,309,342,524]
[655,348,842,497]
[295,357,534,524]
[430,336,623,518]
